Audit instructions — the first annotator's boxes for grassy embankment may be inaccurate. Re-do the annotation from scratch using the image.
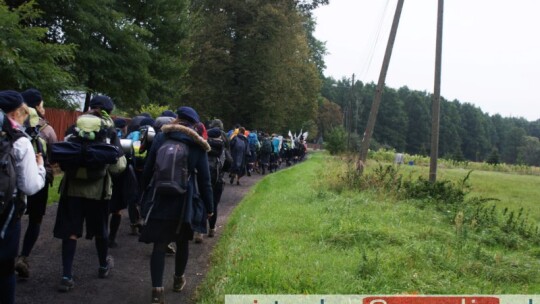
[196,152,540,303]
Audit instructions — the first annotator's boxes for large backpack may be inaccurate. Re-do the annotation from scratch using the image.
[152,138,190,197]
[51,113,120,180]
[0,111,17,218]
[248,133,259,152]
[261,138,272,154]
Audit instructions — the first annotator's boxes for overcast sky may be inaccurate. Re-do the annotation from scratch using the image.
[313,0,540,121]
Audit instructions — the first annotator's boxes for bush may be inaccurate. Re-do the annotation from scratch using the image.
[324,126,346,155]
[138,104,171,119]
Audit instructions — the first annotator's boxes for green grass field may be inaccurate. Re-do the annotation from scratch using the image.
[196,152,540,303]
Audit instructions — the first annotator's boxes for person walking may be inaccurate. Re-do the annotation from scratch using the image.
[52,95,126,292]
[14,89,57,279]
[139,106,213,304]
[0,90,46,304]
[229,127,250,185]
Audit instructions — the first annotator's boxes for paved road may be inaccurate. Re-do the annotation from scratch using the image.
[15,174,263,304]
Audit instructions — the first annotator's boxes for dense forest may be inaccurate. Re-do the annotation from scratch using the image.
[320,77,540,166]
[1,0,539,165]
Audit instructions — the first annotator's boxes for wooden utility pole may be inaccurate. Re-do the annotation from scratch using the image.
[347,74,355,150]
[357,0,405,172]
[429,0,444,183]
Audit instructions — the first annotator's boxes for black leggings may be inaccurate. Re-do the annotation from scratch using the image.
[209,182,224,229]
[150,239,189,287]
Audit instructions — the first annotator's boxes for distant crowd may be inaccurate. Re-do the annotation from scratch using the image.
[0,89,308,304]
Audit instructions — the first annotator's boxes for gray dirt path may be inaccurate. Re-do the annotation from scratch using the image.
[15,174,262,304]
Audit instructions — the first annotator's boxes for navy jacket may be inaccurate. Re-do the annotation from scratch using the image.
[141,123,213,232]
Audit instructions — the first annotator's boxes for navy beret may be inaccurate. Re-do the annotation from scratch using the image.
[140,118,155,127]
[207,127,222,138]
[89,95,114,113]
[114,118,127,129]
[0,90,24,113]
[21,89,43,108]
[161,110,177,118]
[176,106,200,124]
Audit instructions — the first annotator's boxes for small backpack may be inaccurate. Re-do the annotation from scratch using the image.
[207,137,225,186]
[0,111,17,218]
[152,138,190,196]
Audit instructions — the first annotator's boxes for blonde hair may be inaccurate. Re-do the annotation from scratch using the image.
[17,103,30,116]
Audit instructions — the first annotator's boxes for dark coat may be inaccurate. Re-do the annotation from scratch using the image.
[140,124,213,235]
[230,134,250,176]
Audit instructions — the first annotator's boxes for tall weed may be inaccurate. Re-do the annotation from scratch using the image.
[328,157,540,248]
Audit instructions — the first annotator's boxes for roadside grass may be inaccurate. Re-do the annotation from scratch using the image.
[196,152,540,303]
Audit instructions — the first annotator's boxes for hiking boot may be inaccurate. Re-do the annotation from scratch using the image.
[130,222,142,235]
[98,255,114,278]
[58,277,74,292]
[151,287,164,304]
[172,275,186,292]
[194,232,203,243]
[165,243,176,255]
[208,228,216,238]
[15,256,30,279]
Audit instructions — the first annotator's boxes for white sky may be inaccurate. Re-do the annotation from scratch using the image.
[313,0,540,121]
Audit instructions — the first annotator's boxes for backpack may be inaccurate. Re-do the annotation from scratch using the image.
[51,113,120,180]
[248,133,259,152]
[0,111,17,218]
[207,137,225,185]
[152,138,190,197]
[207,137,224,158]
[261,138,272,154]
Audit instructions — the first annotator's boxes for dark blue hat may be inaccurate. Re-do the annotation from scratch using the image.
[21,88,43,108]
[114,118,127,129]
[140,112,152,118]
[0,90,24,113]
[89,95,114,113]
[176,106,199,124]
[161,110,177,118]
[140,117,155,127]
[207,127,222,138]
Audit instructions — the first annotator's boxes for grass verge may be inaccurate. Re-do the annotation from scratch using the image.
[195,152,540,303]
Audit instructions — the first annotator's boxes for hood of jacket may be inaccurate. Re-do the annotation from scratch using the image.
[161,123,211,152]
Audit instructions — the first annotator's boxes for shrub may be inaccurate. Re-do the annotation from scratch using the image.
[324,126,346,155]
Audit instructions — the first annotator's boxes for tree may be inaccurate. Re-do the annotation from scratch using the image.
[0,1,75,107]
[187,0,322,132]
[317,98,343,140]
[116,0,192,108]
[402,90,430,155]
[501,126,526,163]
[36,0,152,109]
[486,148,500,165]
[517,136,540,166]
[372,88,407,151]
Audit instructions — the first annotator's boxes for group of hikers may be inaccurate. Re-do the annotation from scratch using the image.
[0,89,308,304]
